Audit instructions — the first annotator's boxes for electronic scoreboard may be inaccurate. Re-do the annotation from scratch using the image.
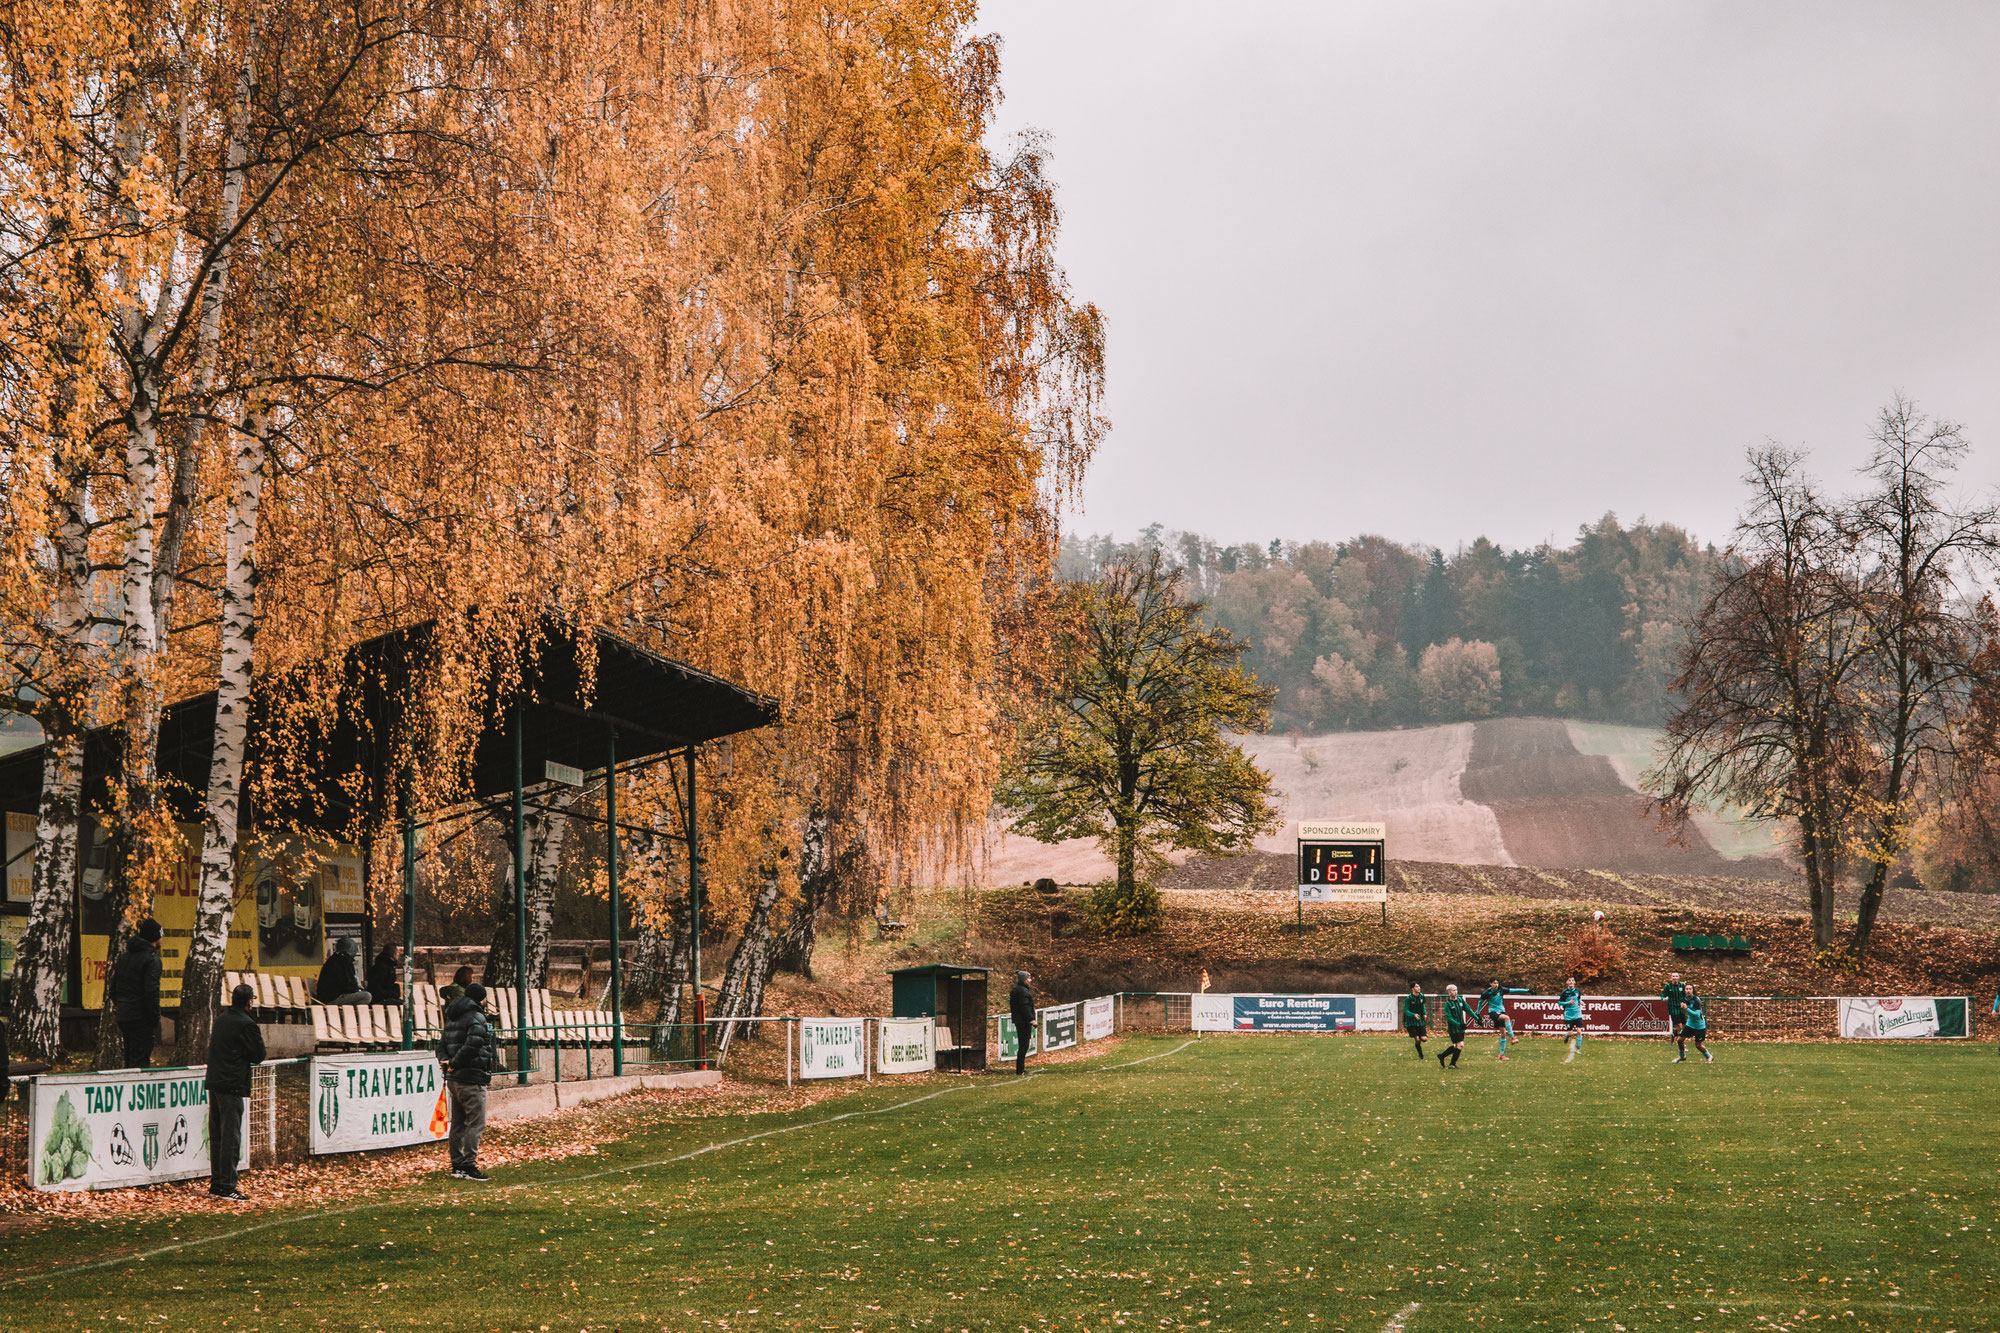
[1296,820,1388,906]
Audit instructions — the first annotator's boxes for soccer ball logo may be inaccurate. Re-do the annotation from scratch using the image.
[165,1115,189,1160]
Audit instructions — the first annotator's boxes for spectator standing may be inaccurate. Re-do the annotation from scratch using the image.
[316,937,369,1004]
[1009,971,1035,1075]
[439,982,497,1181]
[107,919,164,1068]
[205,984,266,1200]
[366,943,404,1007]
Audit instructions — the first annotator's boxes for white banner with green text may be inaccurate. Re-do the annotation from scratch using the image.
[1838,997,1968,1039]
[310,1051,451,1154]
[30,1068,246,1192]
[800,1018,868,1079]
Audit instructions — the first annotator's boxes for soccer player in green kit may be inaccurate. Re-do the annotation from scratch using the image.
[1677,985,1714,1063]
[1558,975,1586,1063]
[1478,980,1529,1060]
[1437,984,1474,1069]
[1660,971,1688,1054]
[1401,982,1430,1059]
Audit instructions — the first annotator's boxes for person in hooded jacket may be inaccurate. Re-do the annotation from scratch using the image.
[316,936,368,1003]
[1009,971,1036,1074]
[439,983,497,1181]
[365,943,404,1007]
[107,919,164,1068]
[206,984,266,1200]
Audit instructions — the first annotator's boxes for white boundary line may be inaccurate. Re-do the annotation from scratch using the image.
[1379,1302,1420,1331]
[4,1038,1199,1288]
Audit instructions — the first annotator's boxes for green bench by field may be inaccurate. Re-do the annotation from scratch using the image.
[1672,933,1753,954]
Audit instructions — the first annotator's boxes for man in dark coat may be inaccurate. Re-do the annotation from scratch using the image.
[205,983,266,1200]
[107,918,164,1068]
[1009,970,1036,1075]
[439,983,497,1181]
[365,943,403,1007]
[316,936,367,1003]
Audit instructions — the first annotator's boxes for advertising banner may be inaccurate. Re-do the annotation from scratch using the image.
[1041,1005,1080,1052]
[1839,997,1967,1039]
[1191,994,1233,1031]
[1230,995,1357,1031]
[5,809,33,904]
[1501,996,1673,1037]
[996,1015,1039,1059]
[1083,996,1114,1041]
[30,1068,246,1192]
[1356,996,1399,1032]
[799,1018,868,1079]
[309,1051,450,1155]
[875,1019,935,1075]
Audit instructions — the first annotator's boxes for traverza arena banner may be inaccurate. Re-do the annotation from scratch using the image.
[310,1051,450,1155]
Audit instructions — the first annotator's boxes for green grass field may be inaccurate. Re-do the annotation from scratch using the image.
[5,1034,1995,1332]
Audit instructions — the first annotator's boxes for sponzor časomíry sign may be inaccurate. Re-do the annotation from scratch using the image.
[310,1050,451,1154]
[30,1068,246,1192]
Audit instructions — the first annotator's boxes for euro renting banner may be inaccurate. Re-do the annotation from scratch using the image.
[1839,997,1968,1039]
[1503,996,1674,1037]
[30,1068,247,1192]
[799,1018,868,1079]
[1042,1004,1081,1052]
[1083,996,1114,1041]
[1230,995,1357,1031]
[875,1018,935,1075]
[309,1051,450,1155]
[997,1015,1039,1059]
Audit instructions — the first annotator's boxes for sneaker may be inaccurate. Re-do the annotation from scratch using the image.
[210,1189,249,1202]
[1703,1051,1713,1063]
[457,1167,491,1182]
[1496,1054,1509,1061]
[1672,1055,1686,1063]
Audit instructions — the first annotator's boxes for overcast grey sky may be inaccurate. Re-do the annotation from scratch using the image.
[983,1,2000,552]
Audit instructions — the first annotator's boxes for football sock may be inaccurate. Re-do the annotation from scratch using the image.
[1449,1048,1460,1067]
[1498,1030,1509,1055]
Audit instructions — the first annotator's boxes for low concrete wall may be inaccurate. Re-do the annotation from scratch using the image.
[486,1068,719,1122]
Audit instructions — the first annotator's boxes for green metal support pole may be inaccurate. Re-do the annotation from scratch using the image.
[402,774,417,1051]
[606,728,623,1076]
[514,707,529,1086]
[687,746,702,1070]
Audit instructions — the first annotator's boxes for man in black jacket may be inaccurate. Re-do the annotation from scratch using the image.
[316,937,368,1003]
[107,919,164,1068]
[439,983,497,1181]
[1009,971,1036,1075]
[206,984,266,1201]
[365,943,404,1008]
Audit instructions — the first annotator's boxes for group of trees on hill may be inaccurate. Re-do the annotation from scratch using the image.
[0,1,1101,1060]
[1059,516,1713,731]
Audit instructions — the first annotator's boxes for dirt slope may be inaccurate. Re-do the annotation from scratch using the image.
[1460,717,1792,878]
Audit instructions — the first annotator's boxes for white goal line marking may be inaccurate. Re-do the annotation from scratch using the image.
[4,1036,1199,1288]
[1380,1301,1421,1332]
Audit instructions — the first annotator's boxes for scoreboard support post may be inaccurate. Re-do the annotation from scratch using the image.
[1296,821,1388,928]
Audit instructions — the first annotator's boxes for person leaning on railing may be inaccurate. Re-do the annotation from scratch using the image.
[206,983,266,1202]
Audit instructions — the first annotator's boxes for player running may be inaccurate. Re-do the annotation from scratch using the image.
[1477,980,1529,1060]
[1437,984,1474,1069]
[1660,971,1688,1050]
[1558,975,1585,1063]
[1676,986,1713,1063]
[1401,982,1430,1060]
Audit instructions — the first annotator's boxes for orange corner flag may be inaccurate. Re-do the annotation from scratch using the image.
[429,1088,451,1139]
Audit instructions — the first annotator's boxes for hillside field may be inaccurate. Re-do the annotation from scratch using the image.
[987,719,1790,888]
[5,1036,1993,1332]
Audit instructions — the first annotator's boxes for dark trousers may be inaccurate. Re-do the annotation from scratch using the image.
[1013,1017,1033,1073]
[120,1019,157,1069]
[209,1092,244,1195]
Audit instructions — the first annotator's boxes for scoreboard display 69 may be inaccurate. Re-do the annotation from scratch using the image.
[1295,820,1388,905]
[1298,840,1384,887]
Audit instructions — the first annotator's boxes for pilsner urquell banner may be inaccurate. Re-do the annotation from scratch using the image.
[310,1051,450,1155]
[30,1068,247,1192]
[1838,997,1968,1039]
[1505,997,1673,1037]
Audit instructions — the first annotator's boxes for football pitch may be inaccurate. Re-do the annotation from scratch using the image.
[4,1034,1994,1332]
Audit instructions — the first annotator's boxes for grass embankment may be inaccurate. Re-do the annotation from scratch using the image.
[5,1034,1996,1332]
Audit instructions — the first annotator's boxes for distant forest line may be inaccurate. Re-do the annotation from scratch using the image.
[1059,517,1713,732]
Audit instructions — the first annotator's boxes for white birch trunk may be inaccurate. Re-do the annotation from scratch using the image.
[177,395,270,1063]
[8,732,84,1060]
